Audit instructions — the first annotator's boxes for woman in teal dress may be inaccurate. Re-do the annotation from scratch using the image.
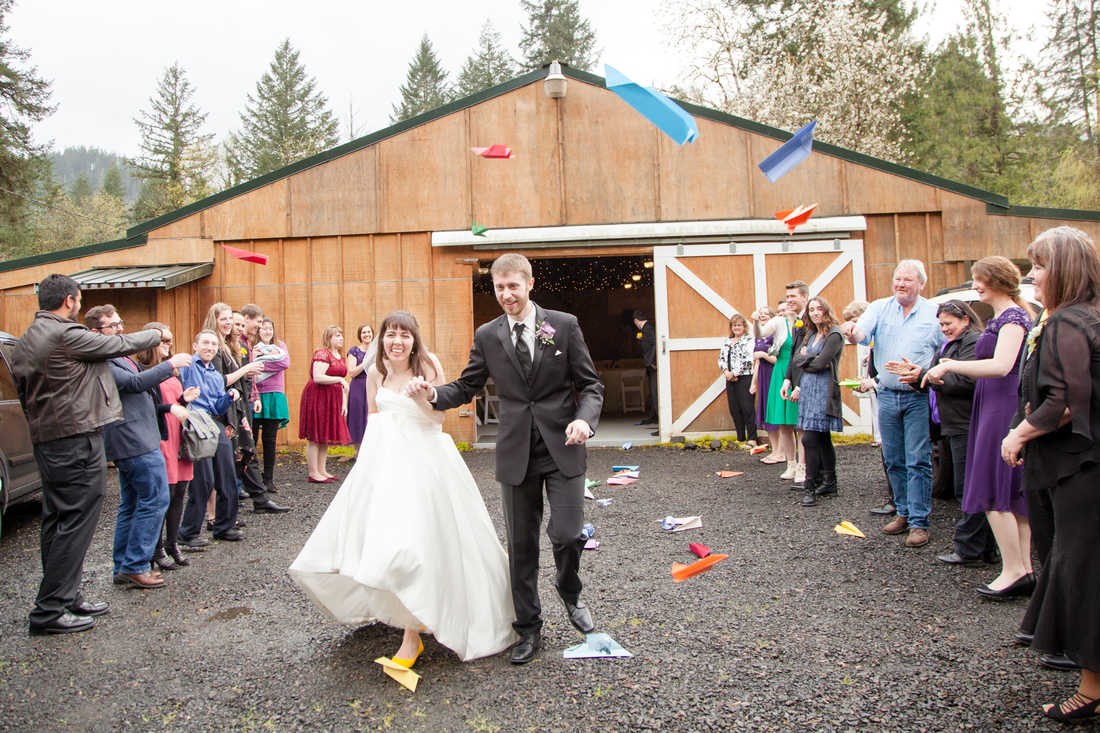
[752,302,799,477]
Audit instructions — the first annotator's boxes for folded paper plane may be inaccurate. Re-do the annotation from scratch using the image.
[612,469,640,479]
[834,521,866,538]
[564,633,633,659]
[470,144,516,159]
[222,244,269,265]
[750,445,769,455]
[839,379,862,388]
[612,466,639,472]
[716,471,743,478]
[689,542,711,558]
[757,119,817,183]
[584,539,600,550]
[596,498,613,507]
[656,516,702,531]
[585,478,601,489]
[374,657,420,691]
[584,486,595,500]
[622,442,633,450]
[471,220,488,237]
[604,64,698,146]
[671,554,728,582]
[607,476,638,486]
[774,203,818,234]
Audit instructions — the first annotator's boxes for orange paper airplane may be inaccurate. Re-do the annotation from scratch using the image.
[671,554,728,582]
[470,145,516,159]
[773,203,819,234]
[750,445,768,455]
[222,244,269,265]
[715,471,743,478]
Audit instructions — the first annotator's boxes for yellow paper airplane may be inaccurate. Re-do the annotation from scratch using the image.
[374,656,420,691]
[834,521,865,538]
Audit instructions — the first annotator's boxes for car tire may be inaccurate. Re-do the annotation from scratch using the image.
[931,438,955,500]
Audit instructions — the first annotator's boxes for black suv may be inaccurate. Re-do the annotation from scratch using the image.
[0,331,41,535]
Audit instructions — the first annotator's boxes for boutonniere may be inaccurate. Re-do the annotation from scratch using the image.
[1026,315,1047,357]
[535,320,556,349]
[795,319,804,329]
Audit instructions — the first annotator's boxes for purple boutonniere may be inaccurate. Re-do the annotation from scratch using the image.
[536,320,556,348]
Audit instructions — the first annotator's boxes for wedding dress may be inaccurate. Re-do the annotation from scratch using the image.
[289,387,517,661]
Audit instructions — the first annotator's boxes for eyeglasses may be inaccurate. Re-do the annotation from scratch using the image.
[161,339,173,346]
[99,320,124,331]
[937,302,964,317]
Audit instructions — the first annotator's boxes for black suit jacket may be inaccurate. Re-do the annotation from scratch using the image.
[639,321,657,368]
[434,305,604,485]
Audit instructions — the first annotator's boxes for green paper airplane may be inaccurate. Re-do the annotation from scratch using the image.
[472,220,488,237]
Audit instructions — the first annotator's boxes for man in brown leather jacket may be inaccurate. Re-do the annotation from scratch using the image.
[11,274,162,636]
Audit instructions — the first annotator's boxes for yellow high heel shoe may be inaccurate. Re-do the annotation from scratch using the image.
[393,638,424,669]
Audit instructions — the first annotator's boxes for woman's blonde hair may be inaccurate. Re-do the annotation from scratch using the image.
[971,256,1035,318]
[318,325,344,357]
[202,302,239,365]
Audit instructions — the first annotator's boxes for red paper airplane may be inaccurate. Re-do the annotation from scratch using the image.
[773,203,819,234]
[222,245,269,265]
[470,145,516,159]
[689,543,711,558]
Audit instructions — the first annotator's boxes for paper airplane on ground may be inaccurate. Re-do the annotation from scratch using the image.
[584,539,600,550]
[612,466,639,472]
[757,120,817,183]
[774,203,819,234]
[834,521,866,538]
[607,476,638,486]
[671,554,728,582]
[374,657,420,691]
[564,633,633,659]
[471,220,488,237]
[689,542,711,558]
[657,516,702,532]
[222,245,269,265]
[612,469,640,479]
[604,64,698,145]
[716,471,743,478]
[596,498,613,507]
[750,445,768,455]
[584,487,595,500]
[470,144,516,159]
[585,478,601,489]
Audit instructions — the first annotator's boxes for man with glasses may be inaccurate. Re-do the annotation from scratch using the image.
[87,305,194,588]
[11,277,163,635]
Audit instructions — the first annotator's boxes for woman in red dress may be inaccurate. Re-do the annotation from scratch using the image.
[300,325,350,482]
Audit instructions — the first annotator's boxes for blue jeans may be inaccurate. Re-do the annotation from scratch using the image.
[113,449,170,575]
[877,388,933,529]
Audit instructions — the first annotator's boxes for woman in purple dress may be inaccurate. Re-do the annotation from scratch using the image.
[750,306,782,462]
[924,256,1034,597]
[345,324,374,458]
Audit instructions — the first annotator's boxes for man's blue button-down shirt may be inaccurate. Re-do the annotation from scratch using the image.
[855,296,944,391]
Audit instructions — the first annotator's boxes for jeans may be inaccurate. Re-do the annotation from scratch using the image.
[877,388,933,529]
[112,449,171,575]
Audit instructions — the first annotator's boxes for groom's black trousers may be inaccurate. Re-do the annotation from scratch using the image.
[500,427,585,636]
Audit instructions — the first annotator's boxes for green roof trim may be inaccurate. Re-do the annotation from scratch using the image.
[0,234,148,275]
[986,203,1100,222]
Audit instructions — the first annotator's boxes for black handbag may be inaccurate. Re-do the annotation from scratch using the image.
[179,409,220,461]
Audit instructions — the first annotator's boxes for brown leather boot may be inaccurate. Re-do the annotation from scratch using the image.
[882,515,909,535]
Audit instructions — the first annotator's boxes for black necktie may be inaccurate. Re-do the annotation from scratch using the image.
[514,322,531,379]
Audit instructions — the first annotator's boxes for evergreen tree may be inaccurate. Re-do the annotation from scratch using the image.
[390,34,453,123]
[100,162,125,200]
[128,63,215,221]
[68,172,92,205]
[456,20,519,98]
[234,39,340,178]
[518,0,599,71]
[0,0,55,238]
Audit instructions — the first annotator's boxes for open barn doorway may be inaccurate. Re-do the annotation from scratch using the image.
[469,254,660,446]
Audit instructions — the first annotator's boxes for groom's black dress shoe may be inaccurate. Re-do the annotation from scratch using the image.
[29,611,95,636]
[252,500,290,514]
[71,600,110,617]
[560,597,595,634]
[510,632,541,664]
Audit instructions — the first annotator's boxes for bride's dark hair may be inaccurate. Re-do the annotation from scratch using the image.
[376,310,437,383]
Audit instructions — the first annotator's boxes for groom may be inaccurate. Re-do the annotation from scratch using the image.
[408,253,604,663]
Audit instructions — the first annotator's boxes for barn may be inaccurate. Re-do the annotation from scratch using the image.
[2,65,1097,446]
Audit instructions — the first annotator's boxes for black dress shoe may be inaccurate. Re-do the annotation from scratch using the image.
[976,573,1036,599]
[234,519,247,528]
[70,600,109,617]
[1014,631,1034,646]
[560,597,595,634]
[213,529,244,541]
[937,552,984,566]
[1040,653,1082,672]
[869,502,897,516]
[510,632,541,664]
[177,536,210,549]
[252,500,290,514]
[29,611,95,636]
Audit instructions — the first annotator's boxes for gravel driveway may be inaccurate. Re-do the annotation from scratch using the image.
[0,443,1077,732]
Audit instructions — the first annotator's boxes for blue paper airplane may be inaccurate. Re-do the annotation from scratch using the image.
[757,120,817,183]
[604,64,698,146]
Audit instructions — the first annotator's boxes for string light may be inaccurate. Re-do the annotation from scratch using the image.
[643,260,654,268]
[473,256,654,294]
[623,283,633,289]
[631,274,641,281]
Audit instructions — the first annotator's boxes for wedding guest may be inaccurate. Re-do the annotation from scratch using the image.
[751,306,782,462]
[789,296,844,507]
[923,256,1032,594]
[133,323,201,571]
[345,324,374,458]
[719,314,757,445]
[895,300,996,565]
[300,325,351,482]
[844,260,943,548]
[752,302,798,478]
[1001,226,1100,722]
[252,317,290,493]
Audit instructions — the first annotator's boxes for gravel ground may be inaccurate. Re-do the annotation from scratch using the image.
[0,443,1086,732]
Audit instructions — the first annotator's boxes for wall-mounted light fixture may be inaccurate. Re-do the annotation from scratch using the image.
[544,61,567,99]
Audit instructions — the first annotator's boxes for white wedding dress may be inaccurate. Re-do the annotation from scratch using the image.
[289,387,518,661]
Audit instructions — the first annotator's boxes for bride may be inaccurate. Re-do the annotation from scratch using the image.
[289,310,517,664]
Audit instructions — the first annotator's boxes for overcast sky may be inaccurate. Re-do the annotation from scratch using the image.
[11,0,1048,158]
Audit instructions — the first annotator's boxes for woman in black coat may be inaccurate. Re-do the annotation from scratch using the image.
[1001,226,1100,722]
